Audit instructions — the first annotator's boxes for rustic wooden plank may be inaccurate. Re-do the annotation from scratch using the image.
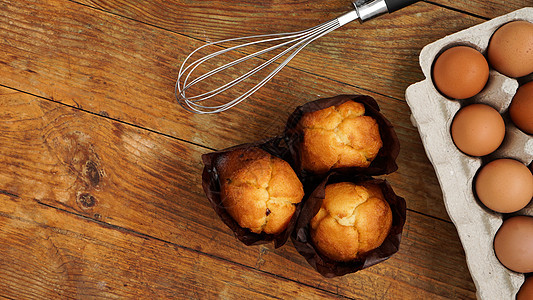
[0,194,341,299]
[0,87,475,298]
[76,0,531,27]
[68,0,489,101]
[1,0,451,220]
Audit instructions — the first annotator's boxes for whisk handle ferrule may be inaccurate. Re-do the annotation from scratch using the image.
[337,10,360,26]
[353,0,388,21]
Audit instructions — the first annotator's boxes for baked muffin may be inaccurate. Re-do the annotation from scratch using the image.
[298,100,383,174]
[310,182,392,262]
[216,147,304,235]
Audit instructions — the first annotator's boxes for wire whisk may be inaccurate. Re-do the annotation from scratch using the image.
[175,0,419,114]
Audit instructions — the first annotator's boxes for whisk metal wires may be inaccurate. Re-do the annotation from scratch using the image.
[175,10,359,114]
[175,0,418,114]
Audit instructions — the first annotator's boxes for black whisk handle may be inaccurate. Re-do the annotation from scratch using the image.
[384,0,420,13]
[353,0,419,21]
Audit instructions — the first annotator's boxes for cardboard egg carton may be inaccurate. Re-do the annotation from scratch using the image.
[405,7,533,300]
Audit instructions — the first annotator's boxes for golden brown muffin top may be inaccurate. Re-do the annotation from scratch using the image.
[298,101,383,174]
[310,182,392,261]
[217,147,304,234]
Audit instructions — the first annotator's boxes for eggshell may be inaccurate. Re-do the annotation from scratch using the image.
[517,276,533,300]
[510,81,533,134]
[494,216,533,273]
[432,46,489,99]
[451,104,505,156]
[487,21,533,78]
[475,159,533,213]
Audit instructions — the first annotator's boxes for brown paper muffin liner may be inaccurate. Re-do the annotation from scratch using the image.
[291,173,407,277]
[201,137,301,248]
[284,94,400,177]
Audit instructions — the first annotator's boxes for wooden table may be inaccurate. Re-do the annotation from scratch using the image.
[1,0,530,298]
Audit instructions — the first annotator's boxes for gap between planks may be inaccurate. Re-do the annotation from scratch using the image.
[423,1,491,21]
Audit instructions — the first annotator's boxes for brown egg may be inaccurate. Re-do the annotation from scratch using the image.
[517,276,533,300]
[451,104,505,156]
[475,159,533,213]
[510,81,533,134]
[487,21,533,78]
[432,46,490,99]
[494,216,533,273]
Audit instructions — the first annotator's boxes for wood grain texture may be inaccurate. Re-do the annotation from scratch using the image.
[0,87,475,299]
[2,0,520,298]
[69,0,487,102]
[0,194,339,299]
[0,0,456,221]
[77,0,532,25]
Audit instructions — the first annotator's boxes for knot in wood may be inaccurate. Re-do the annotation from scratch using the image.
[77,193,96,209]
[85,160,100,187]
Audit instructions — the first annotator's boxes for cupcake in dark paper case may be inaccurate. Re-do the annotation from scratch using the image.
[201,138,304,248]
[311,181,392,262]
[285,95,400,177]
[292,173,406,277]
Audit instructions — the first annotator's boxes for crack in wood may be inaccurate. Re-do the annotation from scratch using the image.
[0,190,20,198]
